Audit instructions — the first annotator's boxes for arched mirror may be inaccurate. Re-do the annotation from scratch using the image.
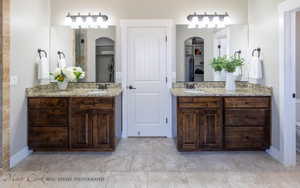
[95,37,115,82]
[184,37,205,82]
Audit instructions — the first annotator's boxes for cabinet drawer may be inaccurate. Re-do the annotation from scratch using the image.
[178,97,221,109]
[29,108,68,124]
[28,98,68,109]
[224,97,270,108]
[225,109,270,127]
[225,127,266,149]
[71,98,113,111]
[28,127,68,148]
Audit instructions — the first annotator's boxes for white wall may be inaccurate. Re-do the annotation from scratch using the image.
[296,12,300,98]
[228,25,249,58]
[50,0,248,26]
[50,27,75,72]
[248,0,285,150]
[228,25,249,81]
[10,0,50,155]
[176,25,214,81]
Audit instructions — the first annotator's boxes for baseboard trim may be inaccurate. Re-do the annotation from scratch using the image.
[10,147,32,168]
[267,146,282,162]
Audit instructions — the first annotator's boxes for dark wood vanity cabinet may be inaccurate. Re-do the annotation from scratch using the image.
[70,98,115,151]
[176,96,271,151]
[178,109,199,150]
[177,97,223,151]
[224,97,271,150]
[28,98,69,150]
[28,97,122,152]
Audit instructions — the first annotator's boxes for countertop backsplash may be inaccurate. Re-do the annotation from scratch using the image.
[26,82,122,97]
[171,82,272,97]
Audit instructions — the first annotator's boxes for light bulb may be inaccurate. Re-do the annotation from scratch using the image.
[188,16,198,29]
[86,16,93,27]
[191,16,199,25]
[75,16,83,27]
[64,16,72,26]
[96,16,104,27]
[212,16,220,25]
[202,16,210,25]
[224,16,231,25]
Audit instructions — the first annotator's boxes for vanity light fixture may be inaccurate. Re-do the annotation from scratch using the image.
[64,12,109,29]
[187,12,231,29]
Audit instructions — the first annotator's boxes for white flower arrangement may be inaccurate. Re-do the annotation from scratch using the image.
[51,66,85,82]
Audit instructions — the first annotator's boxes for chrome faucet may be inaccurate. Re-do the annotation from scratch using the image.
[97,84,108,90]
[185,83,195,89]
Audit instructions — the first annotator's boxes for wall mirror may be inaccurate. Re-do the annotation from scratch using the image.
[176,24,249,82]
[50,26,116,82]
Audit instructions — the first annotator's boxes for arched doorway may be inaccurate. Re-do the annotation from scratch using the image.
[184,37,204,82]
[95,37,115,82]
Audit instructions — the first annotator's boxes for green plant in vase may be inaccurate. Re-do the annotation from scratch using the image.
[211,56,227,81]
[211,56,227,72]
[223,56,245,91]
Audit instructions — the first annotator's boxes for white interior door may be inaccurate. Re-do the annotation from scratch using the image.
[127,27,168,137]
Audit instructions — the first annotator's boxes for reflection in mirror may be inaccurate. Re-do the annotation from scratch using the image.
[185,37,204,82]
[95,37,115,82]
[176,24,249,82]
[50,26,116,82]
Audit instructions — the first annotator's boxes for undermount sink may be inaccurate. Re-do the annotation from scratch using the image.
[87,90,108,95]
[183,89,205,94]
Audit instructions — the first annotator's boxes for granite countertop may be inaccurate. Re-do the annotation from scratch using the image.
[170,82,272,97]
[26,83,122,97]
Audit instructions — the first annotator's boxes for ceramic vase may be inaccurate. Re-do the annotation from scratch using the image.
[226,72,236,91]
[214,70,226,81]
[214,71,222,81]
[57,80,69,90]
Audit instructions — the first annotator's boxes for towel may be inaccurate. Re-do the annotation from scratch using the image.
[58,58,67,68]
[37,56,50,85]
[248,56,263,84]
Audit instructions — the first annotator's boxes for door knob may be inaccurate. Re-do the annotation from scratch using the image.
[128,85,136,90]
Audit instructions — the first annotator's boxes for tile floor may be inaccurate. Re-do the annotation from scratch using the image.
[0,138,300,188]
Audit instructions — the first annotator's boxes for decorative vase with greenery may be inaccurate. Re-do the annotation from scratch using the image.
[51,66,85,90]
[223,56,245,91]
[69,67,86,82]
[211,56,227,81]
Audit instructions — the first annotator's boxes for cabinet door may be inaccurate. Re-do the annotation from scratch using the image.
[71,109,94,148]
[199,109,222,149]
[29,127,68,149]
[93,111,114,149]
[178,109,199,151]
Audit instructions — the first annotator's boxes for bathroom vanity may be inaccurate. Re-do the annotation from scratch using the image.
[171,82,272,151]
[26,83,122,152]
